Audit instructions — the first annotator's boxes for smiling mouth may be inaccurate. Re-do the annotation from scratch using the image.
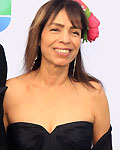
[53,48,71,55]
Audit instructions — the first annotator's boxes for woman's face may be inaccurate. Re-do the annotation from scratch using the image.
[40,9,81,67]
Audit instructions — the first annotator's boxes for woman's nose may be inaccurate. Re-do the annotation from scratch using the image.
[59,30,71,44]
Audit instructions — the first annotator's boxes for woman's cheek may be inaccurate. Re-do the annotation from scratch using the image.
[73,38,81,48]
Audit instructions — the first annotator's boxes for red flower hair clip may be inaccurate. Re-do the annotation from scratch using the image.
[74,0,100,43]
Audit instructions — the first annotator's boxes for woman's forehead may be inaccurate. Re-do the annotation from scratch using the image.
[48,9,72,25]
[46,9,82,29]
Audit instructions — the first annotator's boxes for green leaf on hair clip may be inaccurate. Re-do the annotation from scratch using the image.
[82,30,88,43]
[84,7,91,19]
[82,8,91,43]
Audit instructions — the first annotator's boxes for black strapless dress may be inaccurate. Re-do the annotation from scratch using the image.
[7,121,112,150]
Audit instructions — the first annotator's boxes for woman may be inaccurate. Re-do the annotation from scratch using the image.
[0,44,7,150]
[3,0,112,149]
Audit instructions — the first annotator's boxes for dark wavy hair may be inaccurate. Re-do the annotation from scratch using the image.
[24,0,101,88]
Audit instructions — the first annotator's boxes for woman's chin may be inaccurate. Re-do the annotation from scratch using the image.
[53,62,69,68]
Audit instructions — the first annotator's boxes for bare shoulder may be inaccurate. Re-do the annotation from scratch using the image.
[75,81,110,144]
[3,74,27,128]
[88,81,109,111]
[4,74,28,109]
[4,70,38,104]
[75,81,104,99]
[76,81,109,112]
[89,81,111,145]
[6,74,27,94]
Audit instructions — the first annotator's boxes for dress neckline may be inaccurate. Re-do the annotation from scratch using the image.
[7,121,93,135]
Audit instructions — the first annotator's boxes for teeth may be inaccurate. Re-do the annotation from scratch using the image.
[54,49,69,53]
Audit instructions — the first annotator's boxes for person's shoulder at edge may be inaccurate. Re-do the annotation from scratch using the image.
[3,74,27,130]
[88,81,110,145]
[5,74,27,91]
[75,81,110,145]
[4,73,30,112]
[4,71,35,104]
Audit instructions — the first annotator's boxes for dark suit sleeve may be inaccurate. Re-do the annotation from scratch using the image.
[0,44,8,150]
[92,126,113,150]
[0,44,7,86]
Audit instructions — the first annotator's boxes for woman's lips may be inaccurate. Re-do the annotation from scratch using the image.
[53,48,72,56]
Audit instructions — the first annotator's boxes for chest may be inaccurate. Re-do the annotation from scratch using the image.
[7,87,94,133]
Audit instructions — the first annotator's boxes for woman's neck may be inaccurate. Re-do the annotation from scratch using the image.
[35,61,70,88]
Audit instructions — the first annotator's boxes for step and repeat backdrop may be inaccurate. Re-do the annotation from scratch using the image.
[0,0,120,149]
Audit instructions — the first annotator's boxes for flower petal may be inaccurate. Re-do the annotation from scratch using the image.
[88,13,100,28]
[87,27,99,42]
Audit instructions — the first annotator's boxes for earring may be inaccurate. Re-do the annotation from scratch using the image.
[73,57,77,77]
[31,56,37,70]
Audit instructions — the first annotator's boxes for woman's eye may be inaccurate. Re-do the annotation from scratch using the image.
[72,31,80,36]
[50,28,60,32]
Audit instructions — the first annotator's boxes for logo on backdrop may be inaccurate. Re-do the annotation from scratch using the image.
[0,0,11,32]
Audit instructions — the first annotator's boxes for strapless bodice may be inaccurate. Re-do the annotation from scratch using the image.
[7,121,93,150]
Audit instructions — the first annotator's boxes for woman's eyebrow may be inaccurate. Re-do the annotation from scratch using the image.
[49,22,81,30]
[49,22,64,27]
[70,26,81,30]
